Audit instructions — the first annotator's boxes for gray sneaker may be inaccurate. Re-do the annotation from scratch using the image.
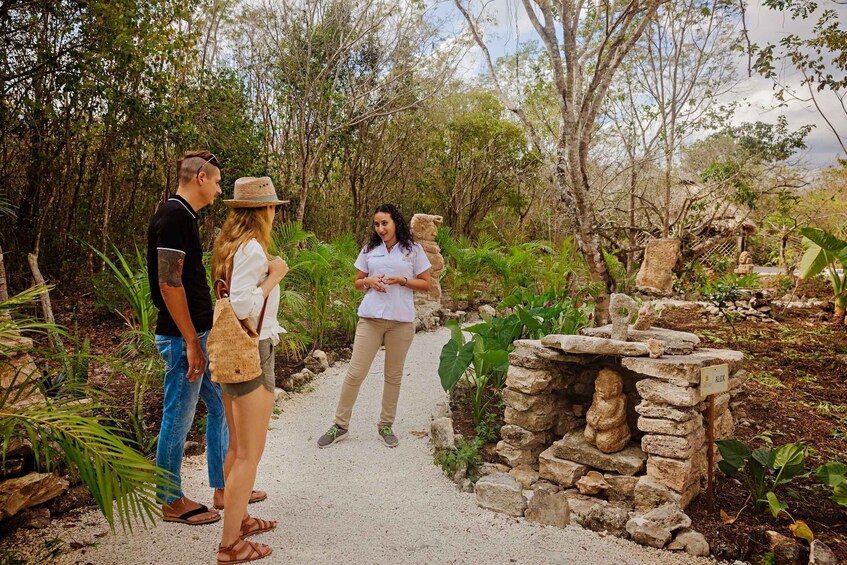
[317,425,348,448]
[378,425,398,448]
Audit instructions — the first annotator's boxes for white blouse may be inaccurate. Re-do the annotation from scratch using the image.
[355,241,432,322]
[229,239,285,344]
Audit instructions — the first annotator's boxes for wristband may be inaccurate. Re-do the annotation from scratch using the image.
[401,277,407,286]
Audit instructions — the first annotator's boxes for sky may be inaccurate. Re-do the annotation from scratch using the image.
[434,0,847,169]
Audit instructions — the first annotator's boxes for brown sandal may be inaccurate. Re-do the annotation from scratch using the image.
[240,515,278,538]
[217,539,272,565]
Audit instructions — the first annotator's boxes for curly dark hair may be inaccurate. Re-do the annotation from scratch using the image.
[364,203,415,252]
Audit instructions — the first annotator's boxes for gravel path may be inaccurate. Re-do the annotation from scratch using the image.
[4,327,714,564]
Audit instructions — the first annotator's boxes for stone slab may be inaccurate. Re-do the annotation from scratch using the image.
[635,401,699,422]
[636,379,702,407]
[524,489,570,528]
[583,325,700,354]
[499,425,550,449]
[637,416,702,437]
[475,473,527,517]
[641,428,706,459]
[551,431,646,475]
[541,335,649,357]
[622,349,744,385]
[509,340,592,370]
[505,366,558,395]
[538,447,589,487]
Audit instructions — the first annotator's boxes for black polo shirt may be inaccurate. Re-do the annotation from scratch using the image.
[147,195,213,337]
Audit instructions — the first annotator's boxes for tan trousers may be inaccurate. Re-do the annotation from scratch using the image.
[334,317,415,428]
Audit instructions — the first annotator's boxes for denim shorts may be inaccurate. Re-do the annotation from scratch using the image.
[220,339,275,398]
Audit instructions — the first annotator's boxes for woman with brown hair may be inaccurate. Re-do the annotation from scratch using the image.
[212,177,288,564]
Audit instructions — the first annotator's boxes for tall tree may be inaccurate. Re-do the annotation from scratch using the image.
[455,0,670,309]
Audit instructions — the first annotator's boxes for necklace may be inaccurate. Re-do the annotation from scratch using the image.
[385,241,397,253]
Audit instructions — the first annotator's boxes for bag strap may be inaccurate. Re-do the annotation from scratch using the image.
[215,254,271,333]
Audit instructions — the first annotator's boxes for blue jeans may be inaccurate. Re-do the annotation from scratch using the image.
[155,330,228,503]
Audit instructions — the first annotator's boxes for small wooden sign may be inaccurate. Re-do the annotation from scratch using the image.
[700,364,729,396]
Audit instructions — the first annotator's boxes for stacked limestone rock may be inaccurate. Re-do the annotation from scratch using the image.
[494,340,582,469]
[465,312,747,557]
[410,214,446,331]
[623,349,743,510]
[0,334,70,526]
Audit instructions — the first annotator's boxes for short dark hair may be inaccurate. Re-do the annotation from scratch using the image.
[177,150,221,185]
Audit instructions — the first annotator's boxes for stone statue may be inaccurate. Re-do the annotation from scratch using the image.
[584,368,630,453]
[734,251,754,275]
[633,301,657,330]
[410,214,445,302]
[609,293,638,341]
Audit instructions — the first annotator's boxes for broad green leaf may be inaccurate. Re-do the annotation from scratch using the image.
[438,338,474,392]
[766,491,788,518]
[716,439,751,472]
[444,319,465,346]
[752,447,773,468]
[798,227,846,278]
[832,483,847,507]
[516,306,542,334]
[814,462,847,487]
[773,443,805,481]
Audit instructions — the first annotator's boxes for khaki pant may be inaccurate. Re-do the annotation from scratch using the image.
[334,317,415,428]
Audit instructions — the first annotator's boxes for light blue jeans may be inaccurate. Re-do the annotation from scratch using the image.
[154,330,228,503]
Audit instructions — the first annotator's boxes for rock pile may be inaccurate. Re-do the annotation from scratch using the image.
[446,309,748,558]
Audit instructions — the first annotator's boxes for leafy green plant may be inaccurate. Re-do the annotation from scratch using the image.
[798,227,847,323]
[434,436,481,479]
[89,243,157,335]
[814,462,847,507]
[438,289,593,426]
[716,438,806,517]
[0,289,171,531]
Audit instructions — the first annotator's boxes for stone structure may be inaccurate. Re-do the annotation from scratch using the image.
[410,214,445,330]
[496,322,745,519]
[636,238,681,295]
[0,334,69,523]
[733,250,754,275]
[609,293,638,341]
[584,368,630,453]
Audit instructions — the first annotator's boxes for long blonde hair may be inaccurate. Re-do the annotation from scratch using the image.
[212,207,273,282]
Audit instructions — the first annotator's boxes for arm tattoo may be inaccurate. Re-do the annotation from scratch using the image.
[158,249,185,288]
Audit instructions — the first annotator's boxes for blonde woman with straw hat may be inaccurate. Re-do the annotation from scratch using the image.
[211,176,288,565]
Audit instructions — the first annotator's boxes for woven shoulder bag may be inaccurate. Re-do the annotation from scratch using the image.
[208,277,269,384]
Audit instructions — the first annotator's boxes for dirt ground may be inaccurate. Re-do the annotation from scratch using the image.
[448,301,847,562]
[662,304,847,563]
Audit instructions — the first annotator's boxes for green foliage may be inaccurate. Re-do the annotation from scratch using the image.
[673,261,712,294]
[436,227,591,308]
[0,290,170,531]
[434,436,481,479]
[814,461,847,507]
[716,438,807,517]
[438,289,593,426]
[798,227,847,310]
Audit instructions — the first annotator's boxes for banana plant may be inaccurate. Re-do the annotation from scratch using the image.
[798,227,847,324]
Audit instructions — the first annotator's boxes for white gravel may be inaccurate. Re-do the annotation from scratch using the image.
[2,327,715,564]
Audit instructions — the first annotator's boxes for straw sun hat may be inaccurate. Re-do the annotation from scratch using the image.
[224,176,289,208]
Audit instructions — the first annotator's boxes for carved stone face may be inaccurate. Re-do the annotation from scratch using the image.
[595,368,623,398]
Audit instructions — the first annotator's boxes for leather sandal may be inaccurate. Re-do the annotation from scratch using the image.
[217,539,272,565]
[240,515,278,538]
[213,489,268,510]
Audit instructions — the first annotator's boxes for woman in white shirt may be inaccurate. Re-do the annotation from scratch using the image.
[212,177,288,565]
[317,204,432,449]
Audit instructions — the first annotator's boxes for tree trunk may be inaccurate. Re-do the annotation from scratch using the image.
[27,253,66,357]
[0,245,8,302]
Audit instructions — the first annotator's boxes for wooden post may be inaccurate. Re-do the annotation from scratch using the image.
[27,253,66,357]
[0,244,8,302]
[707,394,715,511]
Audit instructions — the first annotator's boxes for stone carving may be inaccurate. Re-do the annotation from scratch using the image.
[734,250,754,275]
[609,293,638,341]
[584,368,631,453]
[410,214,445,303]
[633,302,657,330]
[636,238,681,295]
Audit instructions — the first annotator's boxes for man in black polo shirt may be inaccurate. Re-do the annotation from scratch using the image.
[147,150,226,525]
